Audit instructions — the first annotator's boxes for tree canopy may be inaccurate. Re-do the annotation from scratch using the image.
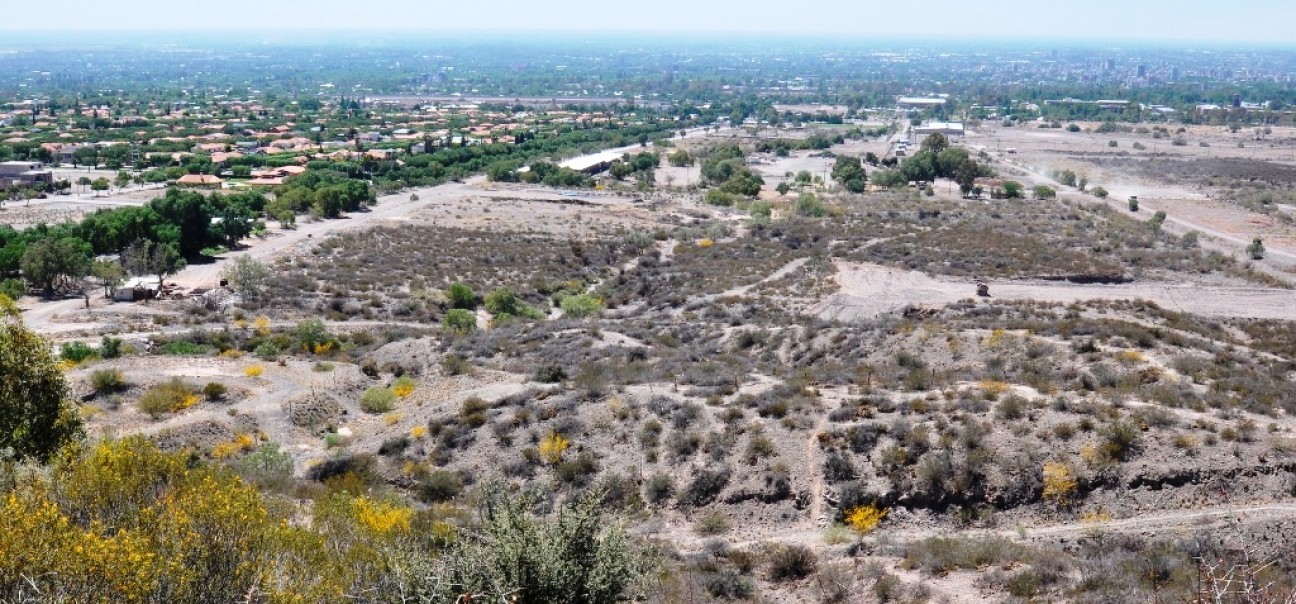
[0,303,83,461]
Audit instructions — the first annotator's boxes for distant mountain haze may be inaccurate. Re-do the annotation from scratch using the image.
[4,0,1295,44]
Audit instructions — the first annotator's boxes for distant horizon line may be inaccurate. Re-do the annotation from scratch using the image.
[0,28,1292,48]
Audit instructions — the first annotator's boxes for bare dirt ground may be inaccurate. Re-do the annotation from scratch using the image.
[25,126,1296,602]
[810,260,1296,322]
[972,123,1296,272]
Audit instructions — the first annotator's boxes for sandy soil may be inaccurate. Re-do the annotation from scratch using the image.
[809,260,1296,322]
[972,123,1296,271]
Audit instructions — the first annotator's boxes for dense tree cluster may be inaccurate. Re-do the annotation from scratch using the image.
[701,145,764,197]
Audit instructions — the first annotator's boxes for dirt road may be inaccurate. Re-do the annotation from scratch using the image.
[809,261,1296,322]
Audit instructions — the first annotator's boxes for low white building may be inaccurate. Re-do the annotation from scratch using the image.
[914,122,965,137]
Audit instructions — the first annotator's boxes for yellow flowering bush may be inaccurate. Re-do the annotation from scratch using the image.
[1042,461,1078,507]
[211,433,258,459]
[392,376,416,398]
[245,364,265,377]
[253,316,271,336]
[978,379,1010,400]
[538,432,570,464]
[352,496,415,536]
[137,378,199,419]
[844,504,887,535]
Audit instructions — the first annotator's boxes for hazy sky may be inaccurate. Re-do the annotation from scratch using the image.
[7,0,1296,44]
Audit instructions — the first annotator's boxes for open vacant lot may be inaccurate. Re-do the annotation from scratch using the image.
[18,129,1296,603]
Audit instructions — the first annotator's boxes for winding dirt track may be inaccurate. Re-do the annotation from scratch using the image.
[809,261,1296,322]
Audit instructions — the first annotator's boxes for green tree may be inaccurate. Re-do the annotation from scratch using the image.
[830,155,868,193]
[900,151,937,184]
[667,149,693,167]
[90,178,110,196]
[0,278,25,301]
[871,169,907,189]
[91,260,125,298]
[954,159,979,197]
[221,255,271,303]
[1002,181,1024,199]
[20,238,91,297]
[123,239,185,289]
[113,171,132,190]
[0,303,84,461]
[919,132,949,154]
[935,147,969,179]
[1032,185,1057,200]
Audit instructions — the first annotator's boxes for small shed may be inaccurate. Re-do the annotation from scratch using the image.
[113,278,157,302]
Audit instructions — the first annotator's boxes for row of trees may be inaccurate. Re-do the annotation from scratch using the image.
[0,187,271,297]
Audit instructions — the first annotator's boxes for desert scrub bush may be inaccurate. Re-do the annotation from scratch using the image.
[441,354,472,376]
[447,282,477,309]
[903,537,1028,575]
[555,452,601,487]
[682,466,731,506]
[443,308,478,334]
[90,369,127,394]
[377,435,410,457]
[295,317,332,353]
[434,488,648,603]
[459,396,489,428]
[253,342,279,361]
[533,363,567,383]
[645,473,675,504]
[539,431,570,464]
[60,341,97,363]
[1098,419,1141,462]
[979,379,1010,400]
[995,395,1029,421]
[359,386,396,414]
[244,364,265,377]
[484,288,543,322]
[768,545,817,581]
[824,452,857,482]
[236,442,294,490]
[99,336,124,359]
[392,376,416,398]
[560,293,603,319]
[697,568,755,600]
[417,470,464,503]
[845,504,887,535]
[137,377,199,418]
[694,510,732,536]
[1041,461,1078,507]
[211,433,258,460]
[745,435,776,462]
[202,381,228,401]
[1247,237,1265,260]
